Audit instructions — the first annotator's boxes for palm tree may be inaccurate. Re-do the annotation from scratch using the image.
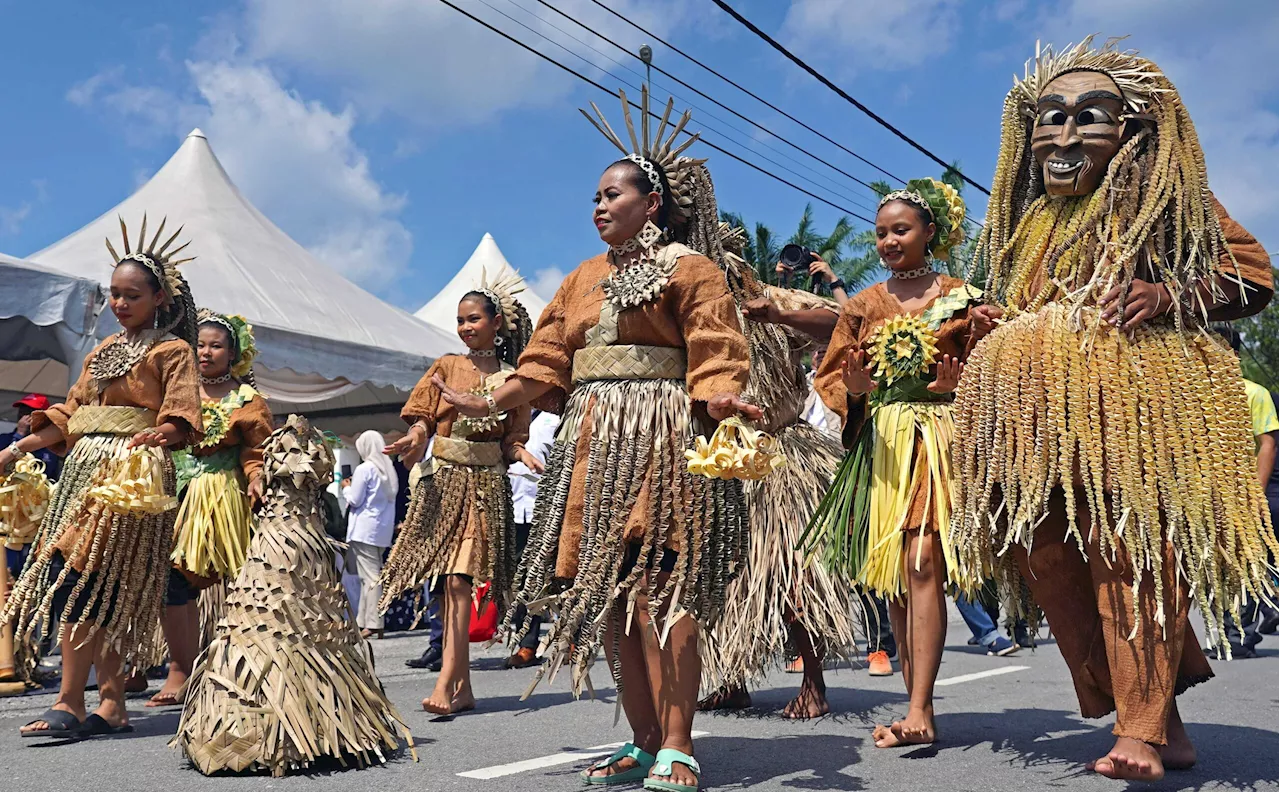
[720,210,781,285]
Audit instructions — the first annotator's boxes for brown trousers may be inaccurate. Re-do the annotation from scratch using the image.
[1012,490,1213,745]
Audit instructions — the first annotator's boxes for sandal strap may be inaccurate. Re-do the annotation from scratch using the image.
[652,748,700,777]
[591,742,655,771]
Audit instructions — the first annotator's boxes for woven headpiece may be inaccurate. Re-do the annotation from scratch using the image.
[1011,36,1165,122]
[105,214,193,308]
[476,266,527,334]
[581,85,706,224]
[879,178,967,261]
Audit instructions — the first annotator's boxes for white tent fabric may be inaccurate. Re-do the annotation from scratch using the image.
[414,233,547,340]
[0,253,104,421]
[27,129,457,406]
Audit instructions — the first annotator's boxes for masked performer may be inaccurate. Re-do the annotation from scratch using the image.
[433,88,755,792]
[698,224,857,720]
[175,416,411,776]
[812,178,977,748]
[146,310,271,707]
[953,38,1275,781]
[2,216,202,739]
[380,274,536,715]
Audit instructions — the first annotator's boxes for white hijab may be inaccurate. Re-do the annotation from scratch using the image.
[355,430,398,497]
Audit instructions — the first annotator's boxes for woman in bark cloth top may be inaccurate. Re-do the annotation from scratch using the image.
[146,309,272,708]
[0,215,203,739]
[697,222,858,721]
[952,38,1275,782]
[810,177,978,749]
[432,87,757,792]
[380,271,536,716]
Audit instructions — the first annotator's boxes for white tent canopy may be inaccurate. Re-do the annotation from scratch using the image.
[0,253,104,422]
[27,129,457,426]
[414,233,547,340]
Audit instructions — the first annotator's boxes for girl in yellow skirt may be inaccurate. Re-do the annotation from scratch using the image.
[2,216,203,739]
[811,179,977,748]
[381,274,536,715]
[148,310,272,707]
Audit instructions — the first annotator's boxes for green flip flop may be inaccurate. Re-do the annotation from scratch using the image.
[581,742,656,786]
[643,748,701,792]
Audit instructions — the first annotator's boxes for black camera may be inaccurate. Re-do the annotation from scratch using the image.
[778,243,824,293]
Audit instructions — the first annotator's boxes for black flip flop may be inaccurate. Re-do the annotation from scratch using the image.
[74,714,134,739]
[20,708,83,739]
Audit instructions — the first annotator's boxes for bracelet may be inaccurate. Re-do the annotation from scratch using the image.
[483,393,498,418]
[828,278,846,292]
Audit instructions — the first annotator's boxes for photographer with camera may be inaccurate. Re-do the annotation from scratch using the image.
[775,246,849,306]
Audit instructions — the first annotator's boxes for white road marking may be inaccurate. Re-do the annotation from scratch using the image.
[459,730,710,779]
[934,665,1029,687]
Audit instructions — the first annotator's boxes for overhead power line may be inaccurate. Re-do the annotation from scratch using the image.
[434,0,875,223]
[585,0,904,187]
[484,0,880,216]
[707,0,991,196]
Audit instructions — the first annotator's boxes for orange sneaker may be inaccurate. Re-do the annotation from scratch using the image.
[867,650,893,676]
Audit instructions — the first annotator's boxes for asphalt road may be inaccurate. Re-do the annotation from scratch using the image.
[1,609,1276,792]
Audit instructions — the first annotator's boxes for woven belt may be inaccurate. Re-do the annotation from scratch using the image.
[67,406,157,436]
[433,436,504,468]
[572,344,687,383]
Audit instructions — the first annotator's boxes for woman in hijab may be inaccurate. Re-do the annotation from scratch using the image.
[342,430,398,639]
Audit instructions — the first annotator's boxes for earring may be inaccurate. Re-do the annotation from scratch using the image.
[494,335,504,347]
[636,220,663,250]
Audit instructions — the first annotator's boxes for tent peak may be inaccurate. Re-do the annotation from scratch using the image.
[187,128,207,139]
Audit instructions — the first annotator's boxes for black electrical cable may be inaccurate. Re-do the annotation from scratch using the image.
[434,0,875,224]
[707,0,990,196]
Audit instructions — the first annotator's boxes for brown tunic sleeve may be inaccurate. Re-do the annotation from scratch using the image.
[515,279,574,413]
[668,254,750,402]
[30,352,97,455]
[1208,195,1274,321]
[232,394,273,484]
[152,340,203,449]
[502,402,532,462]
[815,297,863,428]
[401,358,444,437]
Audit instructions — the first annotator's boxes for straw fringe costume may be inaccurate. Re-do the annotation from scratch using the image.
[1,217,202,671]
[812,277,979,598]
[701,244,856,688]
[379,354,530,612]
[175,416,411,776]
[951,39,1276,746]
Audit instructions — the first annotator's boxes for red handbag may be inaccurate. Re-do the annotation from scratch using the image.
[469,582,498,642]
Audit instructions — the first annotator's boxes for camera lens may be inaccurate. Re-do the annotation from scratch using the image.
[779,244,806,268]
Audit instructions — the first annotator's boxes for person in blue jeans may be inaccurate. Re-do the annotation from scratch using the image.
[954,589,1023,656]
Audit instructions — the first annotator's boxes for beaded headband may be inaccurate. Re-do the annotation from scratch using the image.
[879,189,936,222]
[625,154,664,199]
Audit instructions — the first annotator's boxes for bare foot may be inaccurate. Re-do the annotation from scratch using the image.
[873,708,935,748]
[1087,736,1165,781]
[19,703,85,735]
[423,683,475,714]
[698,685,751,711]
[649,749,698,790]
[1160,703,1196,770]
[450,690,476,713]
[782,679,829,720]
[146,671,188,707]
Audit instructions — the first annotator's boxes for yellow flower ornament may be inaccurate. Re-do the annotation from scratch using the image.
[686,417,786,481]
[869,315,938,386]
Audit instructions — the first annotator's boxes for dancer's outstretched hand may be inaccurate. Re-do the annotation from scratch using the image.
[707,394,763,422]
[841,349,875,395]
[433,374,489,417]
[927,354,965,394]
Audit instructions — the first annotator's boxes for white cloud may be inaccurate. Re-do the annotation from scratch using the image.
[66,61,413,289]
[241,0,690,129]
[0,180,49,236]
[528,265,568,304]
[781,0,963,74]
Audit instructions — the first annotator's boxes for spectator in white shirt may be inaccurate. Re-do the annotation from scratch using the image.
[504,410,559,669]
[342,430,398,639]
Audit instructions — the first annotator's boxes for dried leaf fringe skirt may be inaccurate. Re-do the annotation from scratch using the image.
[505,377,747,697]
[702,421,858,690]
[952,304,1279,649]
[378,461,515,613]
[173,499,410,775]
[2,433,175,669]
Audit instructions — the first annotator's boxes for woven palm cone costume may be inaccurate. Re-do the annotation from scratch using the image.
[175,416,411,776]
[379,271,533,614]
[502,87,750,697]
[951,38,1275,745]
[0,455,53,693]
[700,222,857,690]
[1,216,202,675]
[809,180,978,599]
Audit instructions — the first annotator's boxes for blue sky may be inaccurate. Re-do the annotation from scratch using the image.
[1,0,1275,312]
